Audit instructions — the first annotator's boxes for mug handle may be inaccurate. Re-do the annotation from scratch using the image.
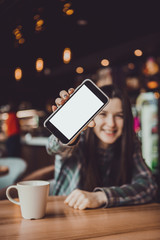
[6,185,20,205]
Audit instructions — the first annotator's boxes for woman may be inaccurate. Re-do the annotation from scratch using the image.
[46,84,157,210]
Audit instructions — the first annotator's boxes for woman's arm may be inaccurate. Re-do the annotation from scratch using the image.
[64,140,158,209]
[95,143,158,207]
[64,189,107,210]
[46,134,79,157]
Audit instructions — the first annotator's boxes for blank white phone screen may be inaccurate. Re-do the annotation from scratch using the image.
[49,85,103,139]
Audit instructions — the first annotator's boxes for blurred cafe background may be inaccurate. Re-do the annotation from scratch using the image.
[0,0,159,189]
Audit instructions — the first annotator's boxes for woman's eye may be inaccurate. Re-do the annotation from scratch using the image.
[99,113,106,117]
[115,114,124,118]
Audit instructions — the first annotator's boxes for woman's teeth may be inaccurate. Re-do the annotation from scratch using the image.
[103,130,115,134]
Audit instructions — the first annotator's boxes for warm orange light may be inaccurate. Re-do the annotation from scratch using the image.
[147,81,158,89]
[76,67,84,74]
[15,67,22,81]
[19,38,25,44]
[35,26,42,32]
[66,9,74,15]
[63,7,68,13]
[36,58,44,72]
[63,3,73,14]
[13,26,22,35]
[64,3,71,8]
[15,33,22,39]
[63,48,71,64]
[134,49,143,57]
[37,19,44,27]
[101,59,109,67]
[13,29,19,35]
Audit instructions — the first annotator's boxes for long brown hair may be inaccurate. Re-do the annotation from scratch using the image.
[82,84,135,191]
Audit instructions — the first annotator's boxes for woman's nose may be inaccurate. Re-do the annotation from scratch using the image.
[106,114,115,127]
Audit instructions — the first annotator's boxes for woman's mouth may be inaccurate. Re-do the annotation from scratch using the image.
[102,129,116,136]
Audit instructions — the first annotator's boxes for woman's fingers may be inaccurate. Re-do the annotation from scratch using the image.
[68,88,74,95]
[59,90,69,100]
[64,189,79,204]
[83,120,96,131]
[87,120,96,128]
[67,193,82,208]
[78,199,89,210]
[64,189,82,208]
[73,194,88,209]
[59,88,74,99]
[64,189,90,210]
[55,97,65,107]
[52,105,57,111]
[54,88,75,108]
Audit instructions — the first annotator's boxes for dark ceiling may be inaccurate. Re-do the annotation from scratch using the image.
[0,0,160,109]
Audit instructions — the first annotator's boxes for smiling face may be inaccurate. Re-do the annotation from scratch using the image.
[93,97,124,149]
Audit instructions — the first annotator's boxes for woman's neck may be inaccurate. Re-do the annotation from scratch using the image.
[98,141,110,150]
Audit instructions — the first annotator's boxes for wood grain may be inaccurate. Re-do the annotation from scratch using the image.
[0,196,160,240]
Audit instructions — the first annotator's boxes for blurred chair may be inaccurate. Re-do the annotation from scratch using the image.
[0,157,27,189]
[22,164,55,195]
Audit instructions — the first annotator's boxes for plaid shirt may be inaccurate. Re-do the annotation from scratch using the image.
[46,133,158,207]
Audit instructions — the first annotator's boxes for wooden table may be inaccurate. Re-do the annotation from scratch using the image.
[0,196,160,240]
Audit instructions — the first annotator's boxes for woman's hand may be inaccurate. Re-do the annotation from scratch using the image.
[64,189,107,210]
[52,88,74,111]
[52,88,96,132]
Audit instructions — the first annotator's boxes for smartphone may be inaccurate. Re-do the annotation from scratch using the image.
[44,79,109,145]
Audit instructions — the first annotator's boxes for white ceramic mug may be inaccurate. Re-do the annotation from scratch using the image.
[6,180,50,219]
